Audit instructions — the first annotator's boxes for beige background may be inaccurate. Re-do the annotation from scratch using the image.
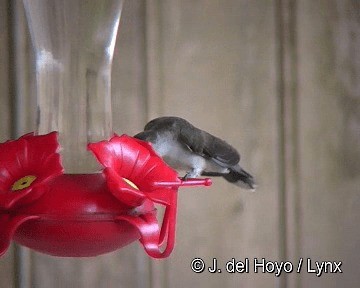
[0,0,359,287]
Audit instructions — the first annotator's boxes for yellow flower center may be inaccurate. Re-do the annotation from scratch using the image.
[12,175,37,191]
[123,178,139,190]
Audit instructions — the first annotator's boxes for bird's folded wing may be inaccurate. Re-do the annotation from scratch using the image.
[179,128,240,167]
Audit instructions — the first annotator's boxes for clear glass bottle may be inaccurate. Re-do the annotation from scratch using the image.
[23,0,124,172]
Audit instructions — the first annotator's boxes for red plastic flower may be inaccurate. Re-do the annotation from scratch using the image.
[0,132,63,210]
[89,134,183,258]
[0,132,63,257]
[88,134,181,208]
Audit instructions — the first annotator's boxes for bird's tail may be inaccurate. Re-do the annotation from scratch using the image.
[202,165,256,191]
[224,166,256,190]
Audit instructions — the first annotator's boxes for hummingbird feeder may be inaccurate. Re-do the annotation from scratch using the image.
[0,0,211,259]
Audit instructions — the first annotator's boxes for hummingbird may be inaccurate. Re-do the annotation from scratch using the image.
[134,116,256,190]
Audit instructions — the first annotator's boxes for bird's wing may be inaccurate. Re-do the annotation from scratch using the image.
[178,127,240,167]
[201,132,240,167]
[177,125,205,155]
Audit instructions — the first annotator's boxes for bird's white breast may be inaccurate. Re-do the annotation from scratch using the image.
[150,131,229,177]
[151,132,204,172]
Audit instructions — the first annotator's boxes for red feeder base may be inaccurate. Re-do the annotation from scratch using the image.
[0,132,211,258]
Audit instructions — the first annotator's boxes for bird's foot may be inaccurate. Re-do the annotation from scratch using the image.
[182,168,202,180]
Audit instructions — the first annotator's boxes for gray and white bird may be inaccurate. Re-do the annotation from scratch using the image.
[134,116,256,190]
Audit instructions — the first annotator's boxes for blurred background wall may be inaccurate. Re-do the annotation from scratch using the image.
[0,0,359,287]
